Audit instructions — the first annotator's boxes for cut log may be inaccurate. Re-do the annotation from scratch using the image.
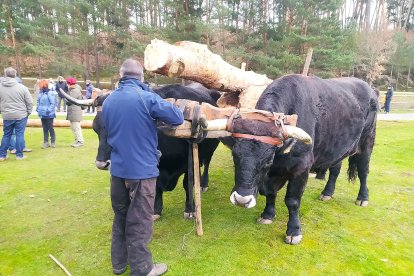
[0,119,93,129]
[144,39,273,108]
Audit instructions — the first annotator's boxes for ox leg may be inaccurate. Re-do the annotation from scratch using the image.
[355,153,371,207]
[153,186,163,220]
[320,162,342,201]
[284,171,308,245]
[258,176,286,225]
[183,173,195,219]
[200,155,212,192]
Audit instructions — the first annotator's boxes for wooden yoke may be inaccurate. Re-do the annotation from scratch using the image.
[159,98,297,140]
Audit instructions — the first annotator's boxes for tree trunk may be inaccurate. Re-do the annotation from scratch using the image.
[365,0,371,31]
[144,39,273,108]
[404,0,414,30]
[6,6,21,76]
[302,48,313,76]
[37,56,42,78]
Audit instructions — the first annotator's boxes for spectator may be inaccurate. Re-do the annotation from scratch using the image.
[85,80,95,113]
[0,67,33,161]
[48,78,56,91]
[8,76,32,154]
[66,77,84,147]
[36,79,56,148]
[55,76,68,112]
[384,85,393,113]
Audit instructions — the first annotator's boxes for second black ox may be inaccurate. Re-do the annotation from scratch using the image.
[89,84,220,220]
[229,75,378,245]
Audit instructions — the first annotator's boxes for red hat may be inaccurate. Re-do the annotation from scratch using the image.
[66,77,77,85]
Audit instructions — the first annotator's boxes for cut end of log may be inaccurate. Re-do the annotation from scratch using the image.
[144,39,171,72]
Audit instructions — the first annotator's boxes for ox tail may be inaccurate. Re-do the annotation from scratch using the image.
[347,155,358,183]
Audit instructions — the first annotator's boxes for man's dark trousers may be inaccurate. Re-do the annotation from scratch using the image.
[111,176,156,276]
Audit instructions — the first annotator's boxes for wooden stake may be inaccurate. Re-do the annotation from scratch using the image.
[49,254,72,276]
[192,143,203,236]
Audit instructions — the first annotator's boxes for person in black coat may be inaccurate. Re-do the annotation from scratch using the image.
[55,76,68,112]
[384,85,393,113]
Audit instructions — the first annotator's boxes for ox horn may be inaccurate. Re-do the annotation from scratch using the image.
[285,125,312,144]
[58,88,94,106]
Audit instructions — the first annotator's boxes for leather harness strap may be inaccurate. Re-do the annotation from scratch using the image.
[232,132,284,146]
[226,108,239,133]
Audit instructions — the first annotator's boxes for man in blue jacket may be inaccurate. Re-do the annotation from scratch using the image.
[102,58,184,276]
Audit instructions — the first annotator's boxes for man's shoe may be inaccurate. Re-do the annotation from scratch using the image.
[51,143,56,148]
[9,149,16,154]
[0,156,7,162]
[23,148,32,152]
[16,155,27,160]
[147,263,167,276]
[113,266,127,275]
[71,142,84,148]
[42,142,50,149]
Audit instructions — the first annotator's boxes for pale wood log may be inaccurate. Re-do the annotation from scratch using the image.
[144,39,272,108]
[0,119,93,129]
[192,143,203,236]
[302,47,313,76]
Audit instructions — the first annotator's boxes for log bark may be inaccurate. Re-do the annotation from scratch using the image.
[144,39,273,108]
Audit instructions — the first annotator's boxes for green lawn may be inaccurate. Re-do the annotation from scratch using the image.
[0,121,413,275]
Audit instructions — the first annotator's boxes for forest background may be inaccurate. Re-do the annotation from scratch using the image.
[1,0,414,90]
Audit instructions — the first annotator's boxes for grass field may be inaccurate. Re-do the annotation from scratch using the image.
[0,121,413,275]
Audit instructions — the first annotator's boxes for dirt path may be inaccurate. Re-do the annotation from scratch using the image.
[377,113,414,121]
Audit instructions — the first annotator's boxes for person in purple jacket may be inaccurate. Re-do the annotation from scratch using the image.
[102,58,184,276]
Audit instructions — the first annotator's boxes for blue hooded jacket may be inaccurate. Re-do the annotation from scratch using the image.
[36,88,56,119]
[102,77,184,179]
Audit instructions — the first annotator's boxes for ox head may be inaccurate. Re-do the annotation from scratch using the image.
[58,88,113,170]
[228,116,312,209]
[93,92,112,170]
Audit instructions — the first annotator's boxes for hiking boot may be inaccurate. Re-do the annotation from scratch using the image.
[147,263,167,276]
[51,143,56,148]
[16,155,27,160]
[9,149,16,154]
[71,141,84,148]
[113,266,127,275]
[23,148,32,152]
[42,142,50,149]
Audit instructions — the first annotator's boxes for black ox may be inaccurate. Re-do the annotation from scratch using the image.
[229,75,378,244]
[65,84,220,220]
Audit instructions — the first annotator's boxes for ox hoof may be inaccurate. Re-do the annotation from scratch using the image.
[284,235,303,245]
[152,214,161,221]
[201,187,208,192]
[355,200,369,207]
[183,212,195,220]
[319,194,333,201]
[257,217,273,225]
